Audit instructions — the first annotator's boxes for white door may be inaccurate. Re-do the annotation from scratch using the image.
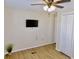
[59,13,74,57]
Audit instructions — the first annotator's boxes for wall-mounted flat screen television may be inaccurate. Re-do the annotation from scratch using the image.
[26,19,38,27]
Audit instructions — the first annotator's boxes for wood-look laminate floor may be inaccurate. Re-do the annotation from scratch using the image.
[5,44,70,59]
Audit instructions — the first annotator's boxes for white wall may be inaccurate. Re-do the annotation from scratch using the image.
[4,8,55,53]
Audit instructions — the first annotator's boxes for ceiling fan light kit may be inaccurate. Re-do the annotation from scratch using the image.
[43,5,48,11]
[43,5,56,12]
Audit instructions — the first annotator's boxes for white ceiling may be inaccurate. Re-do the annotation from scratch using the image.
[4,0,74,12]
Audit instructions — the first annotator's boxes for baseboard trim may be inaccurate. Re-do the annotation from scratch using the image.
[56,47,61,52]
[56,47,74,59]
[5,42,54,55]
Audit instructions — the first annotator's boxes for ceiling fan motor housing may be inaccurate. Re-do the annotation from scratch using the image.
[44,0,54,8]
[48,3,52,8]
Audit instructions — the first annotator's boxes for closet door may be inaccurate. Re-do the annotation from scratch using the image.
[59,13,74,57]
[66,14,74,58]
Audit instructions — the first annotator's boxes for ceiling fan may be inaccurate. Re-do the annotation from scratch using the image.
[31,0,70,12]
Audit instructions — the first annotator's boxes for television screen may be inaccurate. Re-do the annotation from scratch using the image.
[26,20,38,27]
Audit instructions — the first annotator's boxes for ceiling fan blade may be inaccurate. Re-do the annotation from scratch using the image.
[54,0,71,4]
[31,4,46,5]
[53,4,64,8]
[43,0,48,4]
